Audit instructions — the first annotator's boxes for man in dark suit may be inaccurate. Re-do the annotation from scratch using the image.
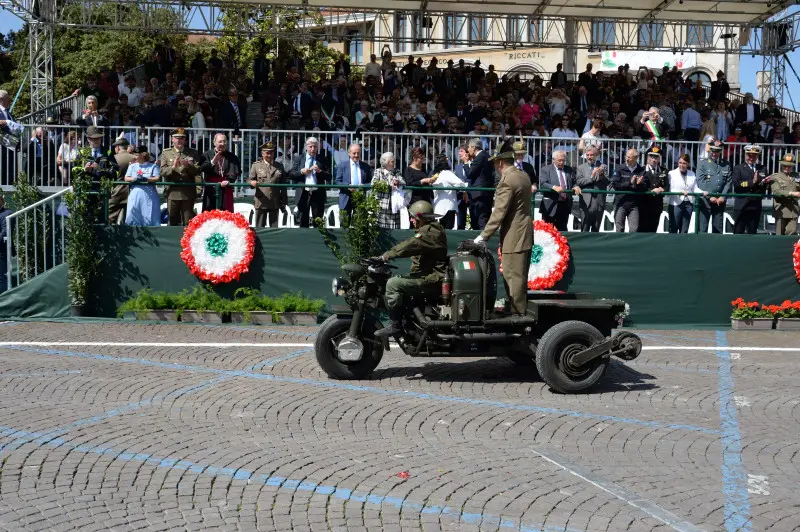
[289,136,329,228]
[709,71,730,103]
[334,143,372,222]
[512,142,537,185]
[333,54,351,79]
[465,137,494,230]
[575,145,608,232]
[538,149,580,231]
[453,145,471,230]
[291,83,314,120]
[216,88,247,133]
[305,109,328,131]
[732,145,768,234]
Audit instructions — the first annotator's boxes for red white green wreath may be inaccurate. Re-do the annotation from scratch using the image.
[181,210,255,284]
[498,220,570,290]
[794,239,800,284]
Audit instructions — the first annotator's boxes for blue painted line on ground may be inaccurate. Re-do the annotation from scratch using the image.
[0,375,226,454]
[0,423,579,532]
[2,346,720,435]
[715,330,752,532]
[249,348,313,371]
[0,370,84,378]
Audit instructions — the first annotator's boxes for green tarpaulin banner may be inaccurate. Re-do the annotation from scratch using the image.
[2,227,799,328]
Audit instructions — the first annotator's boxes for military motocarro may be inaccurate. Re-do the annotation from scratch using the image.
[315,241,641,393]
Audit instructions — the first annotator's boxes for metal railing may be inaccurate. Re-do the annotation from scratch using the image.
[3,187,71,292]
[5,126,800,192]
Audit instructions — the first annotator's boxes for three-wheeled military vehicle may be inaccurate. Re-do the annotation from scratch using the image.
[315,241,641,393]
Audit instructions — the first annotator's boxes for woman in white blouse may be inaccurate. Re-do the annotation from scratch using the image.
[429,153,465,229]
[56,130,79,186]
[552,114,579,166]
[668,154,704,233]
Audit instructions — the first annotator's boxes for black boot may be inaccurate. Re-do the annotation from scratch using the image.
[375,320,402,338]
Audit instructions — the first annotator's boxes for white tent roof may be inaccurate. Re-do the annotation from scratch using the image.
[256,0,781,24]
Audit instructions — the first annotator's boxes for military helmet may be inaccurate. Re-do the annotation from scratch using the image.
[408,200,434,218]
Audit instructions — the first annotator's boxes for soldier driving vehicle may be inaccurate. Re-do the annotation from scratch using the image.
[314,206,642,393]
[373,200,448,339]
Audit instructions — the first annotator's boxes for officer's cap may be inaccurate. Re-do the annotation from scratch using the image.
[512,141,526,155]
[171,127,187,138]
[85,126,103,139]
[707,139,724,152]
[111,136,129,147]
[646,146,662,159]
[489,139,516,161]
[260,141,276,152]
[779,153,796,167]
[745,144,762,155]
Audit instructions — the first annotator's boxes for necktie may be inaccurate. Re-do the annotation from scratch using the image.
[581,96,586,112]
[232,102,241,126]
[352,162,360,186]
[516,162,522,170]
[93,149,99,159]
[558,169,567,200]
[295,95,302,114]
[305,157,316,191]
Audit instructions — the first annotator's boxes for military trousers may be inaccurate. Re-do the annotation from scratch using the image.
[697,198,726,233]
[501,249,531,315]
[775,217,798,235]
[168,199,195,226]
[385,276,436,321]
[255,209,279,228]
[734,207,761,235]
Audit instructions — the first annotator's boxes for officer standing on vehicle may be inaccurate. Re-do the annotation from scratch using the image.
[472,139,533,315]
[374,201,448,338]
[695,139,732,233]
[769,153,800,235]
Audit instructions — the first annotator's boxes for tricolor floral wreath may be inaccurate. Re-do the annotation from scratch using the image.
[180,210,255,284]
[794,239,800,284]
[498,220,570,290]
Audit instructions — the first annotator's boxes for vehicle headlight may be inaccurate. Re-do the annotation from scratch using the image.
[332,277,349,297]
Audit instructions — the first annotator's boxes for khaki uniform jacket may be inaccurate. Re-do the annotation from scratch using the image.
[383,221,448,284]
[160,147,202,201]
[770,171,800,218]
[250,160,287,210]
[109,151,135,207]
[480,165,532,254]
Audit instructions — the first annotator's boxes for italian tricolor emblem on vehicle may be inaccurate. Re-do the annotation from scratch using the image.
[459,261,474,270]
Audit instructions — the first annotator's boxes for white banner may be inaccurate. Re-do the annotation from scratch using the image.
[600,50,697,71]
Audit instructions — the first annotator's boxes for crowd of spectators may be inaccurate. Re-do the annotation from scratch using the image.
[4,43,800,234]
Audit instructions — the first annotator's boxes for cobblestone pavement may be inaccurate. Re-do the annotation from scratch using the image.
[0,322,798,531]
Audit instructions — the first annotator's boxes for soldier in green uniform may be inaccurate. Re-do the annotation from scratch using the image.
[250,141,287,227]
[769,153,800,235]
[160,128,202,226]
[695,139,732,233]
[374,201,448,338]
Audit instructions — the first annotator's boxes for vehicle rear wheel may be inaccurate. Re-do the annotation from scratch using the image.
[535,320,607,393]
[314,315,384,380]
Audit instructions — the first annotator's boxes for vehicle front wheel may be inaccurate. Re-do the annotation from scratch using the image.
[314,315,384,380]
[535,320,607,393]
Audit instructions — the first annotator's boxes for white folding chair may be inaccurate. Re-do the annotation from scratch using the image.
[324,205,341,228]
[566,214,580,232]
[656,211,670,233]
[159,203,168,226]
[233,203,256,226]
[278,206,295,228]
[723,213,735,234]
[599,211,615,232]
[764,214,776,234]
[193,202,202,216]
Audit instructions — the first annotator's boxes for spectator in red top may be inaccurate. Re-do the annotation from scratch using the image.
[97,67,119,101]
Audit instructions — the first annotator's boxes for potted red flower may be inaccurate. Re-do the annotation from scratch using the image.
[730,298,775,330]
[773,300,800,331]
